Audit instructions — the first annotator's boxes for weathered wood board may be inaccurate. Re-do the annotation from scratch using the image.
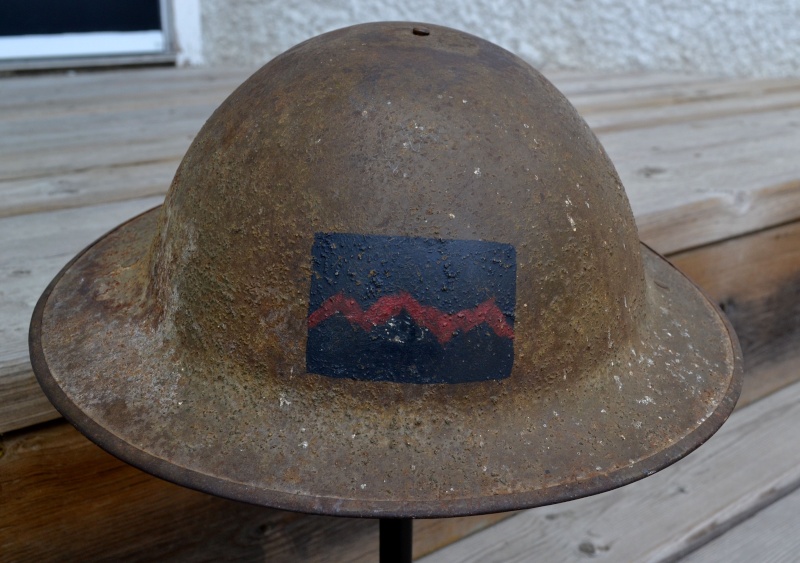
[1,67,800,562]
[671,220,800,407]
[7,377,800,562]
[4,215,796,433]
[0,421,509,562]
[2,69,800,435]
[603,109,800,254]
[420,379,800,563]
[0,198,162,363]
[0,198,161,433]
[3,68,800,246]
[681,484,800,563]
[0,363,58,431]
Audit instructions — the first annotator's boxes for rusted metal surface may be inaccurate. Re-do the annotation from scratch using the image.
[30,22,742,518]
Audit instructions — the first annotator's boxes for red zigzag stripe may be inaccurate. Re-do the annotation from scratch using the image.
[307,291,514,345]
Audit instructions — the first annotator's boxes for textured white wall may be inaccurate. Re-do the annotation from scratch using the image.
[199,0,800,77]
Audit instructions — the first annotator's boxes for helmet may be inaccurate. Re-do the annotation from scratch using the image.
[31,22,741,517]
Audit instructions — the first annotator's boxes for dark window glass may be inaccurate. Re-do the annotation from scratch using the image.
[0,0,161,37]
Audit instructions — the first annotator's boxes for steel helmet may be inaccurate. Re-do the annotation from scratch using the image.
[31,22,741,517]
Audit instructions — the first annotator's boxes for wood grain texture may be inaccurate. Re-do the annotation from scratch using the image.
[2,69,799,252]
[605,109,800,254]
[2,68,799,562]
[420,379,800,563]
[0,159,176,219]
[0,421,508,562]
[581,80,800,132]
[3,69,769,434]
[550,73,718,97]
[1,71,799,433]
[4,215,797,434]
[671,220,800,407]
[0,362,59,433]
[0,197,162,360]
[0,197,162,432]
[0,67,251,113]
[681,485,800,563]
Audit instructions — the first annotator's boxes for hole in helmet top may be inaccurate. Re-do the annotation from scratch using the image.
[412,27,430,36]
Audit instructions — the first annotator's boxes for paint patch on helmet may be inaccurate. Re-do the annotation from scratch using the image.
[306,232,516,383]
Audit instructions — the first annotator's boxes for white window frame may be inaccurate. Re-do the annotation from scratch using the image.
[0,0,203,70]
[0,31,166,60]
[172,0,203,66]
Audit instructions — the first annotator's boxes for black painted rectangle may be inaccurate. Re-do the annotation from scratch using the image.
[306,233,516,384]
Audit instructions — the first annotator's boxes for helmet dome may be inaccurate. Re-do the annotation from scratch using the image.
[151,22,645,392]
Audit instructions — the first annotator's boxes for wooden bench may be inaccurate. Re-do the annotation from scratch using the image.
[2,67,799,561]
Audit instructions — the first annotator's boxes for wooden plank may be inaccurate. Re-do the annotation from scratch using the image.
[0,72,759,154]
[571,77,800,255]
[681,485,800,563]
[606,107,800,254]
[0,67,251,110]
[0,133,191,184]
[414,513,520,559]
[734,358,800,417]
[4,218,794,433]
[0,95,226,147]
[0,421,509,561]
[1,129,796,256]
[0,72,710,150]
[0,362,59,433]
[11,75,796,154]
[2,78,799,430]
[0,81,238,125]
[0,197,162,395]
[4,71,799,243]
[574,78,800,129]
[6,75,796,161]
[569,76,800,108]
[0,160,175,219]
[591,88,800,134]
[0,70,729,130]
[419,379,800,563]
[549,72,714,97]
[0,70,712,133]
[670,220,800,407]
[2,73,798,254]
[0,68,689,109]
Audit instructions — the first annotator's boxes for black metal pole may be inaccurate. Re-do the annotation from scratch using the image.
[380,518,413,563]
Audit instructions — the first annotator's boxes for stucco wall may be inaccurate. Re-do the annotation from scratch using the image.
[199,0,800,77]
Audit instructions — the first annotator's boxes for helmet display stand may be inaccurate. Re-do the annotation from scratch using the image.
[380,519,412,563]
[30,22,742,561]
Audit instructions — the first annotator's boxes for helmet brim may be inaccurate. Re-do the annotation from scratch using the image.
[30,206,742,518]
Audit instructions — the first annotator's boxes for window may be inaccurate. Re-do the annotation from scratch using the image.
[0,0,201,70]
